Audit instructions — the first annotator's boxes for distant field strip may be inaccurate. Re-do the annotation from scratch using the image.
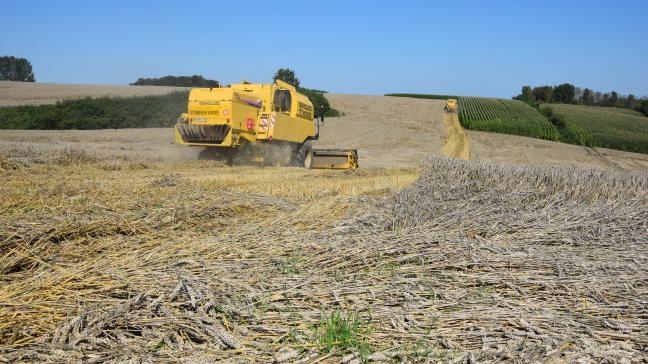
[459,97,559,140]
[541,104,648,154]
[384,93,459,100]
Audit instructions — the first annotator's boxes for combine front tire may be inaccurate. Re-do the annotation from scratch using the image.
[294,141,313,169]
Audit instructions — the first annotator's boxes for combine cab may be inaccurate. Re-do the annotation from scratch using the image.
[175,80,357,169]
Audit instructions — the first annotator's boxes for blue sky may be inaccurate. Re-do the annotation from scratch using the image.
[2,0,647,97]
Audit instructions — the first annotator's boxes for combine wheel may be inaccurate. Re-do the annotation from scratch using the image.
[294,141,313,169]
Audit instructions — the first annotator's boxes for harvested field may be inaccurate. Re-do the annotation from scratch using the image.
[0,81,187,107]
[0,129,198,164]
[313,94,447,168]
[1,147,647,362]
[468,130,648,171]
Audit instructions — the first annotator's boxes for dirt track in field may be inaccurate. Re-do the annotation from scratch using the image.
[1,82,648,170]
[441,111,470,160]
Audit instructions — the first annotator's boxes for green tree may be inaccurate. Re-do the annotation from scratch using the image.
[0,56,35,82]
[273,68,300,88]
[271,68,340,117]
[532,86,553,102]
[581,88,594,105]
[514,85,534,104]
[553,83,576,104]
[521,85,532,99]
[609,91,619,106]
[636,99,648,117]
[131,75,218,87]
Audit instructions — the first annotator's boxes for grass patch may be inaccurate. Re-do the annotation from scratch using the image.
[280,250,302,274]
[312,311,372,360]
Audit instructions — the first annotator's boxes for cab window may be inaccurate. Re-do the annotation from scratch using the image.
[273,90,291,113]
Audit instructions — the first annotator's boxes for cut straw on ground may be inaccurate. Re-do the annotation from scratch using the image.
[1,147,647,362]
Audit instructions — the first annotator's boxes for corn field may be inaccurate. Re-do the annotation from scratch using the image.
[459,97,559,141]
[541,103,648,154]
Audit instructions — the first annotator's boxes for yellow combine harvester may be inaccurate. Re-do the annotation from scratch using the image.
[175,80,358,169]
[445,99,458,112]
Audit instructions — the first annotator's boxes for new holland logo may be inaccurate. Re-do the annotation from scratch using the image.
[233,93,262,108]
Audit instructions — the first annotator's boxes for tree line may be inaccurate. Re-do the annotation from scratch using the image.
[131,75,219,87]
[514,83,648,117]
[0,56,35,82]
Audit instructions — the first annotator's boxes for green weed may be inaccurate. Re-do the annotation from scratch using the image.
[312,311,372,360]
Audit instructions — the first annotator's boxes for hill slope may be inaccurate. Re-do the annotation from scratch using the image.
[1,82,647,170]
[541,103,648,154]
[0,81,187,107]
[313,94,447,168]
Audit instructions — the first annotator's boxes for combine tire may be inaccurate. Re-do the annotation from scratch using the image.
[294,141,313,169]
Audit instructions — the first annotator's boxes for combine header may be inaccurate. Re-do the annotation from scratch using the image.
[311,149,359,170]
[175,80,357,169]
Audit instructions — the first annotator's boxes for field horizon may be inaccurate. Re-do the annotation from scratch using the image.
[2,81,648,170]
